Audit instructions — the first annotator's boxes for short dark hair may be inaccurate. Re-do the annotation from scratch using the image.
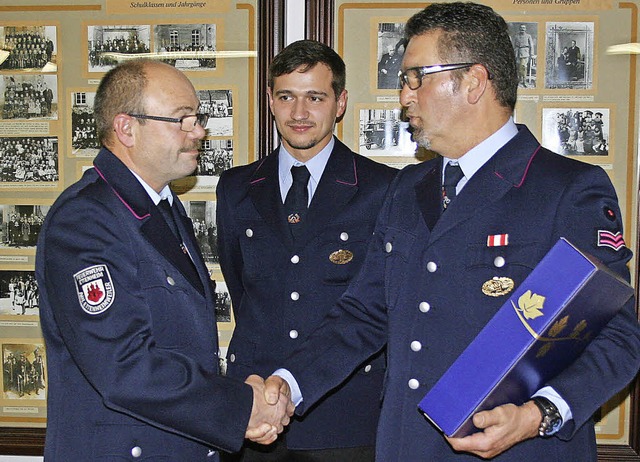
[268,40,346,100]
[405,2,518,110]
[94,59,148,146]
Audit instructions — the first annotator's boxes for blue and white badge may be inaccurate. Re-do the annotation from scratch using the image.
[74,264,115,315]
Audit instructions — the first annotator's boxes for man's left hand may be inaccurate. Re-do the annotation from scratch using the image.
[445,401,541,459]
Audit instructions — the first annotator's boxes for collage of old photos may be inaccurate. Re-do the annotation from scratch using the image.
[0,23,58,416]
[363,18,608,163]
[0,19,240,415]
[1,25,60,189]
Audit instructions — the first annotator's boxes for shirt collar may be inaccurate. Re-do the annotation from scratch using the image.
[130,170,172,206]
[443,117,518,181]
[278,137,334,186]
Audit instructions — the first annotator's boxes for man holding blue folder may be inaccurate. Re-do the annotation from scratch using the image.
[266,2,640,460]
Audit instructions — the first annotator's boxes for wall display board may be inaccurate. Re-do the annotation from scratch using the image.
[0,0,258,454]
[333,0,640,459]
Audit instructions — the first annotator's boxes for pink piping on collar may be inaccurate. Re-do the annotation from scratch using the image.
[94,165,151,220]
[493,145,541,188]
[250,158,268,184]
[336,158,358,186]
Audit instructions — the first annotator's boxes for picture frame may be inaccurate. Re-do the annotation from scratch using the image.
[0,136,61,189]
[0,201,51,258]
[179,195,219,269]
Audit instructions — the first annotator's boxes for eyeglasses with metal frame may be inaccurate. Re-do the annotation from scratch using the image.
[127,113,210,132]
[398,63,477,90]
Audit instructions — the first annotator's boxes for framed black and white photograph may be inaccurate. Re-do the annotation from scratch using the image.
[376,22,405,91]
[1,74,57,121]
[2,343,46,400]
[508,21,538,89]
[0,25,57,72]
[0,203,49,252]
[197,89,233,136]
[181,198,217,266]
[197,139,233,178]
[154,23,217,71]
[70,90,99,157]
[87,25,151,73]
[0,137,59,185]
[544,21,595,90]
[357,107,415,157]
[541,107,612,158]
[172,139,234,193]
[0,269,39,317]
[212,279,231,324]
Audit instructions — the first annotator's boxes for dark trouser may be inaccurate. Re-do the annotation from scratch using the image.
[221,439,375,462]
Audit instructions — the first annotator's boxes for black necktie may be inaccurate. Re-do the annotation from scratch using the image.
[442,161,464,210]
[284,165,311,239]
[158,198,180,242]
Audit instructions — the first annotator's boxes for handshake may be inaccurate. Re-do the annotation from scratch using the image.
[244,374,294,445]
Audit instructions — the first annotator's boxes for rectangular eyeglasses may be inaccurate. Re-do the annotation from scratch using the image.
[398,63,476,90]
[128,113,209,132]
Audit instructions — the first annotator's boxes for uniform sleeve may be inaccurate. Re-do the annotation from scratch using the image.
[548,165,640,439]
[39,195,253,452]
[284,173,397,414]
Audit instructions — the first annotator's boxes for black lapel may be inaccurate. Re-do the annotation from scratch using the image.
[247,151,294,249]
[415,157,442,231]
[427,125,543,244]
[294,139,359,247]
[93,149,204,295]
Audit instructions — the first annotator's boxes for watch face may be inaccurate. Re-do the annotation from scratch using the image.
[534,397,563,436]
[547,415,563,434]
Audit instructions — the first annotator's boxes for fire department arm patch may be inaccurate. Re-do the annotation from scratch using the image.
[74,264,116,315]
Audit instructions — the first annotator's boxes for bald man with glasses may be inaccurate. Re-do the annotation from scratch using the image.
[36,59,293,461]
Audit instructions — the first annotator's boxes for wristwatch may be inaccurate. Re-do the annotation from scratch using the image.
[532,396,563,437]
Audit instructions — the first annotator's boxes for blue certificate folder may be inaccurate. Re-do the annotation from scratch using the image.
[418,238,634,438]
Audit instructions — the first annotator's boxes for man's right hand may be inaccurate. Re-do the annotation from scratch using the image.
[244,375,294,445]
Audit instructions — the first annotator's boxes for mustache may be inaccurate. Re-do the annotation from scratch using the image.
[286,121,315,128]
[181,140,202,152]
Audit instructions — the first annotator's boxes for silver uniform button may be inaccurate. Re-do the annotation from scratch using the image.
[229,354,236,363]
[166,276,175,286]
[207,449,217,457]
[291,255,300,264]
[411,341,422,352]
[419,302,431,313]
[364,364,372,373]
[385,242,393,253]
[340,232,349,241]
[408,378,420,389]
[291,291,299,301]
[427,261,437,272]
[245,228,254,237]
[289,330,299,339]
[131,446,142,458]
[494,256,506,268]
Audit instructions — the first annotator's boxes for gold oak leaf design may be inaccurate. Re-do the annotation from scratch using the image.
[518,290,545,320]
[536,342,552,358]
[549,316,569,337]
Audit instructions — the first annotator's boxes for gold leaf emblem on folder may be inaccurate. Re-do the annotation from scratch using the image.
[511,292,592,358]
[548,316,569,337]
[516,290,545,320]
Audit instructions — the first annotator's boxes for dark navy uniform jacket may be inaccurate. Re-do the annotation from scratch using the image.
[216,138,397,450]
[284,125,640,461]
[36,148,252,461]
